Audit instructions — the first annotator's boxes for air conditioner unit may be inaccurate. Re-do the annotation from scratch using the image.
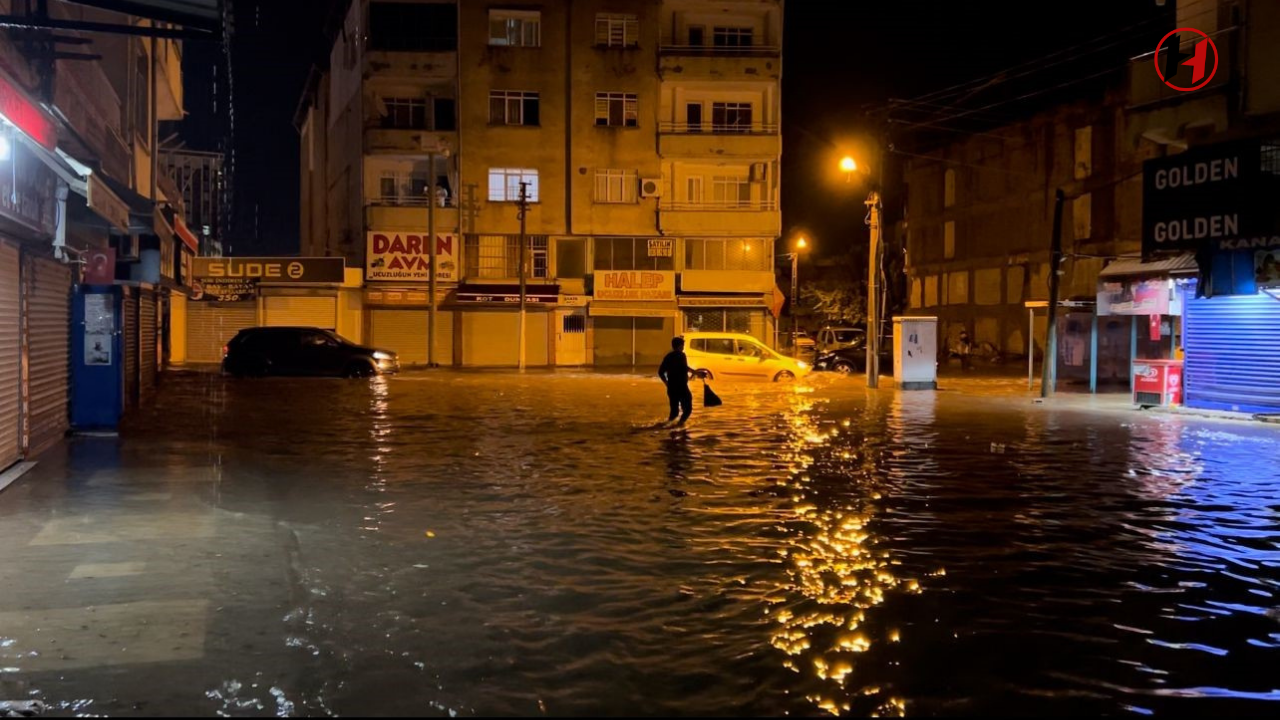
[639,178,662,198]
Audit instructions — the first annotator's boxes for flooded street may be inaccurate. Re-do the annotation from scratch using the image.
[3,370,1280,716]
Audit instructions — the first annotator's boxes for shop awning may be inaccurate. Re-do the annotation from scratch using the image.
[1099,253,1199,278]
[172,213,200,253]
[590,301,677,318]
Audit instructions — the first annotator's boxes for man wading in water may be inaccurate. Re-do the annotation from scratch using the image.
[659,337,698,425]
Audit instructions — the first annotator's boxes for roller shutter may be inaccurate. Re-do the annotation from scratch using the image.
[123,289,137,409]
[370,309,453,366]
[0,241,20,469]
[1184,292,1280,414]
[139,289,158,399]
[186,301,257,363]
[265,296,336,329]
[24,256,71,455]
[461,311,547,366]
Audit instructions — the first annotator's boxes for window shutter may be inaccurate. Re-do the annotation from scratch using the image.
[624,95,638,126]
[595,18,609,45]
[594,94,609,125]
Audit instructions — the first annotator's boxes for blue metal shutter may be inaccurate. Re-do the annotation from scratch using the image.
[1184,292,1280,413]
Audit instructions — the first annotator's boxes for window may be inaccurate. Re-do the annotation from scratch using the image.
[595,93,638,127]
[1073,193,1092,240]
[557,238,586,278]
[595,13,638,47]
[691,338,736,355]
[1074,126,1093,180]
[489,91,540,126]
[378,171,431,205]
[465,235,550,279]
[711,175,751,206]
[686,177,704,203]
[684,239,771,271]
[382,97,427,129]
[594,170,637,204]
[713,26,753,48]
[594,237,674,271]
[944,221,955,259]
[370,3,458,51]
[688,26,705,46]
[563,315,586,333]
[944,169,956,208]
[711,102,752,133]
[490,9,541,47]
[488,168,539,202]
[433,97,456,131]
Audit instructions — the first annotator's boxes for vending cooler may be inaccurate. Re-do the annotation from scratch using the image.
[1132,359,1183,407]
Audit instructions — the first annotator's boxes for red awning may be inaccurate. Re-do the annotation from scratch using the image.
[174,215,200,253]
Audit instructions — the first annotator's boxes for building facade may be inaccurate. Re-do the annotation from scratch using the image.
[298,0,784,367]
[1,0,201,467]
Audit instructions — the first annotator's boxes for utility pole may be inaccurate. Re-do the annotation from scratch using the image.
[1041,189,1066,398]
[427,151,438,367]
[517,181,529,370]
[865,190,883,388]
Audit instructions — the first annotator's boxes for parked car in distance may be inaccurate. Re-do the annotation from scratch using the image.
[223,327,400,378]
[813,337,894,375]
[792,330,816,353]
[683,332,810,382]
[816,326,866,354]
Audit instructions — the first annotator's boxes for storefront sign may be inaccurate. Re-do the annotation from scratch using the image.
[87,174,132,233]
[560,294,589,306]
[366,232,458,283]
[678,296,768,307]
[1143,139,1280,255]
[647,239,673,258]
[1096,278,1171,316]
[192,257,345,284]
[1255,249,1280,289]
[0,142,55,236]
[191,277,259,302]
[457,284,559,303]
[594,270,675,301]
[0,70,57,150]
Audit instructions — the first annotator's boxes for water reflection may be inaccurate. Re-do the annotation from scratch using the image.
[767,392,922,716]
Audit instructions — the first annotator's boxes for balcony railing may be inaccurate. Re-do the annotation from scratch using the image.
[659,44,780,57]
[660,200,778,211]
[371,195,458,208]
[659,122,778,135]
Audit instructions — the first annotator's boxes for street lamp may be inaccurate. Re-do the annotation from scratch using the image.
[782,236,809,353]
[840,155,883,389]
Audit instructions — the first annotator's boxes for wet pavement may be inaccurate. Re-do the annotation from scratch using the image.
[2,369,1280,717]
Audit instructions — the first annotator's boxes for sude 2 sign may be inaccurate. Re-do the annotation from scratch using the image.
[1142,140,1278,256]
[192,257,346,284]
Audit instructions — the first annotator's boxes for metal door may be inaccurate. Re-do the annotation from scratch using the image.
[555,310,586,366]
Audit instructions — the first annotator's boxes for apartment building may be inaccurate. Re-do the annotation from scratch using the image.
[298,0,784,367]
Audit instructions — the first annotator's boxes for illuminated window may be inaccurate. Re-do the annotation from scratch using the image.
[488,168,539,202]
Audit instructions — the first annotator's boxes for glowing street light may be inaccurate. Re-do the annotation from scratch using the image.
[838,155,883,388]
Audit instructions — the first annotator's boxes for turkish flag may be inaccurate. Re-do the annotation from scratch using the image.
[1149,314,1162,341]
[770,284,787,318]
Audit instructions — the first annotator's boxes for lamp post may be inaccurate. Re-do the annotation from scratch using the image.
[841,156,882,389]
[790,236,807,352]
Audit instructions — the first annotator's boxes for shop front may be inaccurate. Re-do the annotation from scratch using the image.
[365,230,459,366]
[186,257,348,363]
[456,284,557,366]
[678,295,773,345]
[366,288,454,366]
[589,270,677,367]
[1143,137,1280,414]
[0,66,74,465]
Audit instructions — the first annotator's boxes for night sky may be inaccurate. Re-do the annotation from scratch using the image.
[191,0,1171,258]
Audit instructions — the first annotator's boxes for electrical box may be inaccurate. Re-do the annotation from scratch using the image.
[892,316,938,390]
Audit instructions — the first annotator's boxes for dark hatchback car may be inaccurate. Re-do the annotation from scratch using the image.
[223,327,400,378]
[814,337,893,375]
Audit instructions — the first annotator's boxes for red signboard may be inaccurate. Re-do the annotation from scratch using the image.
[0,71,57,151]
[174,215,201,253]
[1133,360,1184,406]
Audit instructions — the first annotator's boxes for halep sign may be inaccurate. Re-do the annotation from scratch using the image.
[1154,27,1218,92]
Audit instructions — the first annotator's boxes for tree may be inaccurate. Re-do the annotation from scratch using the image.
[800,277,866,325]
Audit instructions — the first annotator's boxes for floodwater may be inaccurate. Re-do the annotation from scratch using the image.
[2,370,1280,717]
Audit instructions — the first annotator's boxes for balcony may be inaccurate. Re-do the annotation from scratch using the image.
[365,128,457,156]
[366,200,460,234]
[658,123,780,158]
[659,200,780,236]
[658,44,781,80]
[156,39,183,122]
